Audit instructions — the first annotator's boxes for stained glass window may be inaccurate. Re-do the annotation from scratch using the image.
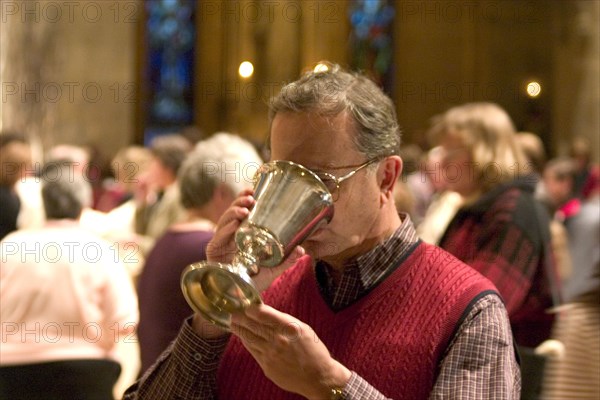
[349,0,395,94]
[144,0,195,145]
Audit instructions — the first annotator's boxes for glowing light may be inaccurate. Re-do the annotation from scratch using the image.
[526,81,542,97]
[238,61,254,79]
[314,63,329,73]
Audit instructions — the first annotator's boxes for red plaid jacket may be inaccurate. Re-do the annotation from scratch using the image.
[439,177,557,347]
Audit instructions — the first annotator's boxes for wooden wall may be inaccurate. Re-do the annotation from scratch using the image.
[192,0,598,160]
[1,0,138,162]
[194,0,350,144]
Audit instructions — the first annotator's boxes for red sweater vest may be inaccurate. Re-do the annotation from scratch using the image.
[217,242,497,399]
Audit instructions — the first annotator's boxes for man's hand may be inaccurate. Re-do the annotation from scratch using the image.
[206,189,305,292]
[193,191,305,338]
[206,189,255,264]
[231,304,352,400]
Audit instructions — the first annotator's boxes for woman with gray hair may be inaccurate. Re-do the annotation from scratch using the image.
[136,132,262,375]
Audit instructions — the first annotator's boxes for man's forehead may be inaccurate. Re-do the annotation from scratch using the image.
[269,111,360,155]
[271,112,353,140]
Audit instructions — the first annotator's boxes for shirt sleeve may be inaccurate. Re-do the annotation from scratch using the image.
[341,295,520,400]
[343,372,388,399]
[122,318,230,400]
[429,294,521,399]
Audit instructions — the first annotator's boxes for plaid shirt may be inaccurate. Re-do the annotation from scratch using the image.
[124,215,520,399]
[314,216,420,311]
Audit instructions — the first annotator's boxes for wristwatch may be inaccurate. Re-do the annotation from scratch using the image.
[330,388,344,399]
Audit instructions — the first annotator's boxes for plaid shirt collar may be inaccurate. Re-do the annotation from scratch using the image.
[315,213,420,310]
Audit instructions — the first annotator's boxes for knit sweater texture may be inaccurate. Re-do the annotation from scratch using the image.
[216,242,497,399]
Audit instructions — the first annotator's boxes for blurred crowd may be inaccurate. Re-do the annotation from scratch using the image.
[1,102,598,398]
[393,112,599,399]
[0,131,263,398]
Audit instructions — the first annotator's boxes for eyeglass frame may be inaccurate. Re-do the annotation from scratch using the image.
[312,158,381,201]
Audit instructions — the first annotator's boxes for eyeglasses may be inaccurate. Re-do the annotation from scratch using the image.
[313,158,380,201]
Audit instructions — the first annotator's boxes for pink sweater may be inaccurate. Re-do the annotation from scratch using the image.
[0,223,138,365]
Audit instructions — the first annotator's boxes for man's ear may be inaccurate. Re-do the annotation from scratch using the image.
[379,155,403,195]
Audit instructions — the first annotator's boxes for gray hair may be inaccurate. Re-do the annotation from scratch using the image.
[150,134,192,174]
[269,63,401,159]
[178,133,263,209]
[46,144,90,166]
[41,162,92,219]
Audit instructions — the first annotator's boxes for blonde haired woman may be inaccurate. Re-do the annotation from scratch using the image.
[431,102,557,349]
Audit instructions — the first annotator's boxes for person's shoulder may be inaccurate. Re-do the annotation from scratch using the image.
[65,227,130,265]
[153,228,213,253]
[418,242,498,287]
[417,241,466,267]
[1,227,47,244]
[461,291,507,325]
[478,184,541,229]
[0,229,26,242]
[68,226,113,244]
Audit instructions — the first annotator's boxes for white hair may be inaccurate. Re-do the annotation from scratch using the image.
[193,132,263,195]
[46,144,90,166]
[178,133,263,209]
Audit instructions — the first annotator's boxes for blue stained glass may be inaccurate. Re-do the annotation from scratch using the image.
[349,0,395,94]
[364,0,381,15]
[144,0,196,140]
